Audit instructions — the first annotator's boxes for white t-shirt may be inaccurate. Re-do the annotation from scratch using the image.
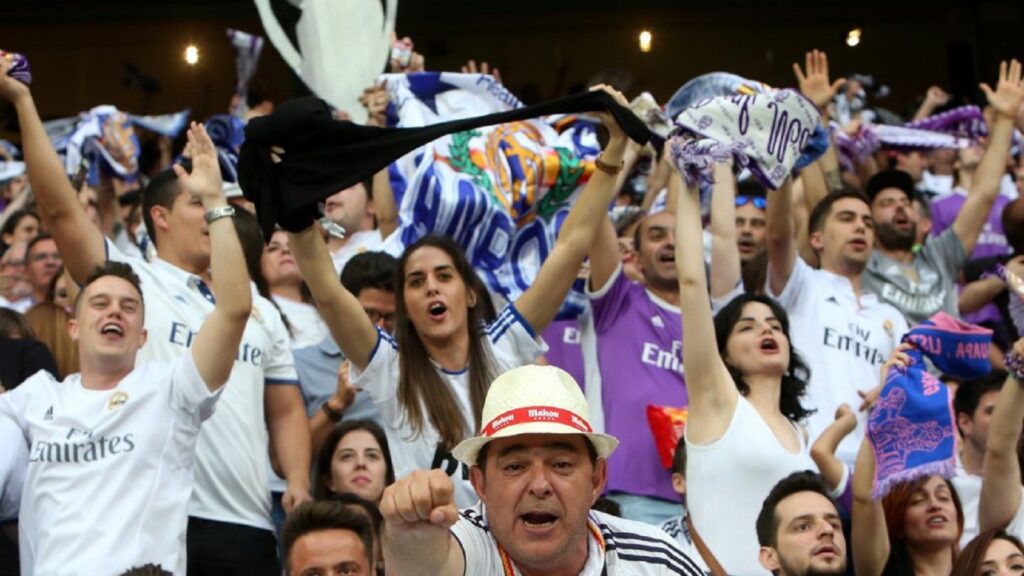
[769,257,909,464]
[273,296,328,349]
[350,304,546,507]
[453,502,705,575]
[330,229,403,276]
[0,354,219,576]
[106,240,299,530]
[687,397,815,576]
[0,417,27,522]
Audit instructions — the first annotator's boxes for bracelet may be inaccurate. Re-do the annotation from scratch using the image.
[321,400,344,422]
[203,205,235,224]
[594,155,624,176]
[1006,352,1024,383]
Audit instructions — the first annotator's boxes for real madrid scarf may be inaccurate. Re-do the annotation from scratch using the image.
[867,312,992,499]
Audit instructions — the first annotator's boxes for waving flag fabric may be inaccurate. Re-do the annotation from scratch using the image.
[382,72,603,318]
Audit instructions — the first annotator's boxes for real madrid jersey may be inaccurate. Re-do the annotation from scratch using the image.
[350,304,546,508]
[0,354,218,576]
[105,239,299,531]
[768,256,909,464]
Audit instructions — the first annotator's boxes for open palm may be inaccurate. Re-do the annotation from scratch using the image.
[173,123,223,202]
[981,59,1024,118]
[793,49,844,110]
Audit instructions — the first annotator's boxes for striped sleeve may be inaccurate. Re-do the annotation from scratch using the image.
[601,517,707,575]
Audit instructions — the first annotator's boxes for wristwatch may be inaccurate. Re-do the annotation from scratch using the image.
[204,205,236,224]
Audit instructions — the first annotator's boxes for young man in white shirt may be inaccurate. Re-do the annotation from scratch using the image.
[0,59,311,574]
[766,186,908,464]
[0,121,253,575]
[380,365,704,576]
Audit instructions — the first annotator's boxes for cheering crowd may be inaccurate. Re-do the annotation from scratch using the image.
[2,32,1024,576]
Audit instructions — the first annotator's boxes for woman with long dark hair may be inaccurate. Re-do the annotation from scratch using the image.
[288,85,634,505]
[674,167,817,576]
[314,419,394,504]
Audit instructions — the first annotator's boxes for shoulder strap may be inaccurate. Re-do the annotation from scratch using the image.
[685,513,728,576]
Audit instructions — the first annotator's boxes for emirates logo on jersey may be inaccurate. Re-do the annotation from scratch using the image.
[107,391,129,411]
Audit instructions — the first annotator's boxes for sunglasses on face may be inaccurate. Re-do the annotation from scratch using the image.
[736,196,767,210]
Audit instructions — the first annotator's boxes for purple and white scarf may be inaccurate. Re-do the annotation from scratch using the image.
[669,89,827,189]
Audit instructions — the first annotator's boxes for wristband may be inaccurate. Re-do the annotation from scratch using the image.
[321,400,344,422]
[594,155,624,176]
[1005,352,1024,383]
[204,205,235,224]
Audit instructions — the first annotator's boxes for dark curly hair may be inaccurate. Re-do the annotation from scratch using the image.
[713,293,813,422]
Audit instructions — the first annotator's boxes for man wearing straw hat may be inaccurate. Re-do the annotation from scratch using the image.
[380,364,704,575]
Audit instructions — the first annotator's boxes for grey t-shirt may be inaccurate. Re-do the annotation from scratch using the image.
[863,228,967,326]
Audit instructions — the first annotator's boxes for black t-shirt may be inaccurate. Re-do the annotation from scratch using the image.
[0,337,58,391]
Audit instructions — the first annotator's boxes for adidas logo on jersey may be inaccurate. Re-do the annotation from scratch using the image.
[44,406,53,421]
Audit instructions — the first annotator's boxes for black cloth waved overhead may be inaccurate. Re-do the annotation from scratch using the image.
[238,90,653,238]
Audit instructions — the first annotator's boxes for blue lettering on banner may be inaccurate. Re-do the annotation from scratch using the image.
[169,321,263,367]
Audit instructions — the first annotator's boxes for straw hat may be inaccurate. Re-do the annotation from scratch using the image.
[452,365,618,466]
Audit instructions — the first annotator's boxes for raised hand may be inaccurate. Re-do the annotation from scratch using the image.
[792,49,845,110]
[461,59,502,86]
[172,123,223,207]
[924,86,950,108]
[381,469,459,530]
[980,59,1024,118]
[0,54,30,103]
[358,82,389,127]
[588,83,631,146]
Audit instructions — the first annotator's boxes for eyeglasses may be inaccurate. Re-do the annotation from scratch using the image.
[736,196,767,210]
[364,308,396,327]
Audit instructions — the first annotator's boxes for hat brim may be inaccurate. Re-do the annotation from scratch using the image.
[452,422,619,467]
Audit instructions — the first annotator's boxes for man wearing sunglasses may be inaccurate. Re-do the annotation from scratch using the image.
[734,181,769,266]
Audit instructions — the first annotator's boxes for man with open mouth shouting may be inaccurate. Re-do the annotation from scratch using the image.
[379,365,705,576]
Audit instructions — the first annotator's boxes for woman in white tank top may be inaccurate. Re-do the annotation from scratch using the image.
[674,171,817,576]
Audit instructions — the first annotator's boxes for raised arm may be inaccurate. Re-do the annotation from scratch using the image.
[810,404,857,492]
[912,86,950,122]
[361,83,400,239]
[765,179,798,297]
[851,437,890,576]
[181,124,252,390]
[953,60,1024,255]
[516,85,629,333]
[979,340,1024,531]
[288,225,379,370]
[381,469,464,576]
[0,58,105,284]
[709,161,741,299]
[793,49,844,210]
[673,168,738,444]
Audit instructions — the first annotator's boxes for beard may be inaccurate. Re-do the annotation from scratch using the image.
[777,557,847,576]
[875,221,917,251]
